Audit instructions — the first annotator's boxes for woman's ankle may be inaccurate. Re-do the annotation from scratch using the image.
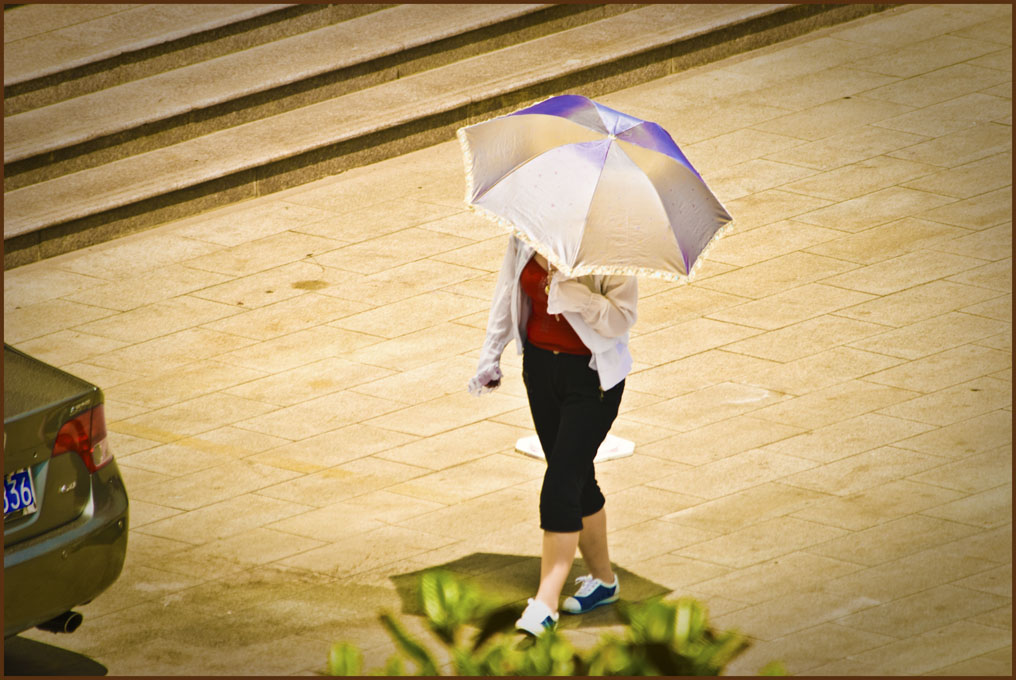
[534,592,559,614]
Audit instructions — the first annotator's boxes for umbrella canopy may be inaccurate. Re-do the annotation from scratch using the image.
[457,94,732,281]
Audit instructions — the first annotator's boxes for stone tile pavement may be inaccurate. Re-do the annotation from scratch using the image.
[4,4,1011,676]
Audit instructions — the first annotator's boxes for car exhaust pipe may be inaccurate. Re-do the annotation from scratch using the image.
[37,610,83,634]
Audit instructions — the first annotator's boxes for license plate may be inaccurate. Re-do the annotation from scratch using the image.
[4,468,38,521]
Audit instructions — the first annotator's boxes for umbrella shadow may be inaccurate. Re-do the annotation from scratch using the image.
[390,552,672,631]
[3,635,108,676]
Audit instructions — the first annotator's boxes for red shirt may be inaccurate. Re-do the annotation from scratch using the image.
[520,256,591,355]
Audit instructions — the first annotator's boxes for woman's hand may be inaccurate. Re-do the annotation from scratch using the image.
[547,274,638,339]
[468,364,503,395]
[547,275,592,313]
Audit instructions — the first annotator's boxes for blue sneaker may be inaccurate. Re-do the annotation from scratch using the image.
[515,598,559,636]
[562,574,619,614]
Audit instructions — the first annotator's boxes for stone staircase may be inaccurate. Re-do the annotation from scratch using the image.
[3,3,890,268]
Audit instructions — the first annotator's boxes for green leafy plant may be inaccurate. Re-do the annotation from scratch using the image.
[584,598,749,675]
[328,569,786,676]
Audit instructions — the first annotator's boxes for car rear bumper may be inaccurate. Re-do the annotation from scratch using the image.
[4,461,129,638]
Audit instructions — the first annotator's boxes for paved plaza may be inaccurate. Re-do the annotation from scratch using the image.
[3,4,1011,676]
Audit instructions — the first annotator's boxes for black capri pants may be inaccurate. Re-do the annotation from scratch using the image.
[522,340,625,533]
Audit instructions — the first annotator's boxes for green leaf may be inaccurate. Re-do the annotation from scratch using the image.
[327,642,362,676]
[586,637,633,676]
[628,599,678,645]
[476,639,522,676]
[419,569,489,645]
[698,630,750,671]
[452,646,482,676]
[382,655,405,676]
[380,612,439,676]
[675,598,708,649]
[534,631,578,676]
[419,570,457,644]
[673,600,692,647]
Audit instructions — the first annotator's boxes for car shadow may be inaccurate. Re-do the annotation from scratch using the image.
[3,635,108,676]
[390,552,672,630]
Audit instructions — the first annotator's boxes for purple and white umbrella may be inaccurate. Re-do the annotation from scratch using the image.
[457,94,732,281]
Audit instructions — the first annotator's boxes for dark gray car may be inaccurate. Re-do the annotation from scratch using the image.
[4,344,129,638]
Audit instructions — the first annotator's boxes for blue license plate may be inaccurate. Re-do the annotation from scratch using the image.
[4,468,38,521]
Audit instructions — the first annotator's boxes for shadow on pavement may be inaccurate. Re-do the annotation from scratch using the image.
[4,635,107,676]
[390,552,672,629]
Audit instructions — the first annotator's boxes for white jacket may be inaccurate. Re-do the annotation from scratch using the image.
[469,236,638,393]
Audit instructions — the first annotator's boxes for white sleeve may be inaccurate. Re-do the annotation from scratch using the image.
[547,274,638,339]
[468,237,518,394]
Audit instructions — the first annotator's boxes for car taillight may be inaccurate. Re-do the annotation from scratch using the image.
[53,404,113,473]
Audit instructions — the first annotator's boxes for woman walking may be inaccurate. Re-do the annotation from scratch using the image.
[469,235,638,636]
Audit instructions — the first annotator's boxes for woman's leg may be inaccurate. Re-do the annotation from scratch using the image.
[575,380,623,585]
[522,344,574,613]
[535,530,580,611]
[578,507,615,584]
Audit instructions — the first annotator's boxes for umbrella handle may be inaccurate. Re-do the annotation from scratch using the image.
[545,262,557,295]
[544,267,564,323]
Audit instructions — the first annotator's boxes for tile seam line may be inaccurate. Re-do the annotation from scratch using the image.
[835,613,1014,658]
[1,5,139,44]
[3,4,294,85]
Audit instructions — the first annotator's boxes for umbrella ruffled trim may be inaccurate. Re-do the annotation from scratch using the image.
[464,197,734,284]
[457,127,478,206]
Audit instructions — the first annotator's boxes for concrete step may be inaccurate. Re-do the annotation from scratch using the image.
[3,3,891,269]
[3,3,391,115]
[5,4,636,190]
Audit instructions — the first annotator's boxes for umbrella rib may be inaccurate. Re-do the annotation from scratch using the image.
[458,124,596,205]
[579,142,611,266]
[467,152,562,206]
[469,160,531,203]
